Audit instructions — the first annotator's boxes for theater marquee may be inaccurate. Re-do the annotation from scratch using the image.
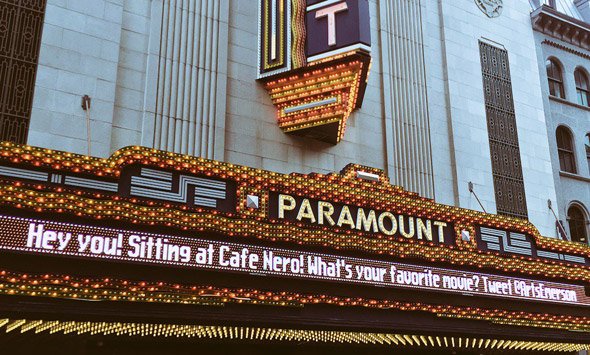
[0,143,590,334]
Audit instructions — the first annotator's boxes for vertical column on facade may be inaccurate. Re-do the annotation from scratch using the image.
[378,0,434,198]
[144,0,229,160]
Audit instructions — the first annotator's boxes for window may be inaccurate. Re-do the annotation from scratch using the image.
[546,59,565,98]
[575,68,590,107]
[568,205,588,244]
[586,133,590,174]
[556,126,576,173]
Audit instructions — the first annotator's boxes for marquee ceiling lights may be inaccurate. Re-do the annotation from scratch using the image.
[0,317,587,351]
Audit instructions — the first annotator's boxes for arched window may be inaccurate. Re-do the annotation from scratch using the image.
[568,205,588,244]
[575,68,590,106]
[586,133,590,174]
[556,126,577,173]
[546,59,565,98]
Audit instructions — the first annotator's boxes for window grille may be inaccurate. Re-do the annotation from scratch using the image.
[479,41,529,219]
[0,0,46,143]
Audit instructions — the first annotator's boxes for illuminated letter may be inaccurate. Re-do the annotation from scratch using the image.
[180,246,191,263]
[318,201,336,226]
[416,218,432,241]
[337,205,355,229]
[378,212,397,236]
[128,235,141,258]
[315,2,348,46]
[357,209,378,233]
[399,216,415,239]
[297,199,316,223]
[27,223,43,248]
[278,194,296,218]
[219,245,230,266]
[41,230,57,250]
[433,221,448,243]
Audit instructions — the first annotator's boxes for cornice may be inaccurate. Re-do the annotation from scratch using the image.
[532,5,590,50]
[542,39,590,61]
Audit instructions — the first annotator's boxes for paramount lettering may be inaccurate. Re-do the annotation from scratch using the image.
[277,194,449,243]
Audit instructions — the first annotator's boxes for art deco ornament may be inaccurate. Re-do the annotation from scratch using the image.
[475,0,503,18]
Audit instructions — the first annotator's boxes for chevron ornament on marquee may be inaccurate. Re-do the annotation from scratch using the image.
[130,168,227,208]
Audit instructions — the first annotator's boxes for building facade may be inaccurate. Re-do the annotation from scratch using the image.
[0,0,589,353]
[13,0,574,239]
[530,0,590,244]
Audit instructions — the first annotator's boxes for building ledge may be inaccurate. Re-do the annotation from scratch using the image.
[549,95,590,111]
[560,170,590,182]
[542,38,590,60]
[532,5,590,50]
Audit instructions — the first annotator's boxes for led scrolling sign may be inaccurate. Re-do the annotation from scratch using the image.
[1,214,587,308]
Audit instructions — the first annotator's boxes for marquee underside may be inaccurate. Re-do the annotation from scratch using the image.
[0,317,586,353]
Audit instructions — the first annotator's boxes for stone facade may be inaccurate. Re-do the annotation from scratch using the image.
[531,2,590,240]
[25,0,581,238]
[29,0,125,157]
[425,0,558,237]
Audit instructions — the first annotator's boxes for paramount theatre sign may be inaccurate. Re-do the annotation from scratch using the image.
[0,143,590,333]
[273,193,453,243]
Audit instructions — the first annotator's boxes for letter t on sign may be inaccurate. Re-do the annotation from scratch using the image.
[315,2,348,46]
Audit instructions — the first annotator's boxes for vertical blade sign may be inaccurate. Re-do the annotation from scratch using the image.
[257,0,372,144]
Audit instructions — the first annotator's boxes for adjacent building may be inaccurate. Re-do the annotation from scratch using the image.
[530,0,590,244]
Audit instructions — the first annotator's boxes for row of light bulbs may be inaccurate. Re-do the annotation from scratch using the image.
[0,317,588,351]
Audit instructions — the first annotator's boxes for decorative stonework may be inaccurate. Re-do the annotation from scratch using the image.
[144,0,229,160]
[542,39,590,61]
[532,5,590,51]
[475,0,503,18]
[378,0,434,198]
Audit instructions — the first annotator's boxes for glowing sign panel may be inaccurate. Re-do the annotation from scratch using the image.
[306,0,371,59]
[271,193,455,245]
[0,214,588,307]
